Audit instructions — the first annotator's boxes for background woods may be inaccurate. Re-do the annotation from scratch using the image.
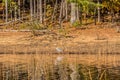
[0,0,120,28]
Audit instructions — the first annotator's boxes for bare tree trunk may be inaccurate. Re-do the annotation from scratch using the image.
[71,3,76,24]
[51,0,58,22]
[34,0,36,18]
[14,6,17,21]
[39,0,43,23]
[3,8,5,21]
[76,3,79,21]
[22,0,25,20]
[5,0,8,23]
[44,0,46,24]
[30,0,33,21]
[111,9,114,23]
[65,0,68,20]
[59,0,63,24]
[62,0,65,17]
[18,0,21,20]
[79,6,82,24]
[94,8,97,25]
[97,1,101,23]
[10,6,13,21]
[62,0,68,21]
[37,0,39,20]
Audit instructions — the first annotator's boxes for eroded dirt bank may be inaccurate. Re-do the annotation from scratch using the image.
[0,27,120,54]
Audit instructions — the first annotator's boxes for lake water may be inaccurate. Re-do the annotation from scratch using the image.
[0,54,120,80]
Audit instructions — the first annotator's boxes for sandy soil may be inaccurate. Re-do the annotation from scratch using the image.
[0,26,120,54]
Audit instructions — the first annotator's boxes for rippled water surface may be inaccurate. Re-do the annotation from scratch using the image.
[0,54,120,80]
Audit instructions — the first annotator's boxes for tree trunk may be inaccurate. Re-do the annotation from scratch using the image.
[5,0,8,23]
[44,0,46,25]
[111,9,114,23]
[39,0,43,23]
[22,0,25,20]
[51,0,58,22]
[10,3,13,21]
[14,6,17,21]
[30,0,33,21]
[62,0,65,17]
[59,0,63,24]
[94,8,97,25]
[2,8,5,21]
[18,0,21,20]
[37,0,39,20]
[34,0,36,18]
[79,5,82,24]
[70,3,76,24]
[76,3,79,21]
[97,1,101,23]
[65,0,68,20]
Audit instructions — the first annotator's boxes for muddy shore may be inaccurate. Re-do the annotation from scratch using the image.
[0,27,120,54]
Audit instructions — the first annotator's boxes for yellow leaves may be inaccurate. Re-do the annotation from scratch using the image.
[11,2,16,5]
[102,0,120,11]
[46,5,53,17]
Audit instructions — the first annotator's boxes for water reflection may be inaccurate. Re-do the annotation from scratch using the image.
[0,54,120,80]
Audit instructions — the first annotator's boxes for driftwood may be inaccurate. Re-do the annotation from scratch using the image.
[0,29,58,37]
[0,29,50,32]
[32,30,58,36]
[0,16,30,26]
[0,20,23,26]
[0,29,31,32]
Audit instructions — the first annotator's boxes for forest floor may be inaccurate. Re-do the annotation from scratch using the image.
[0,23,120,54]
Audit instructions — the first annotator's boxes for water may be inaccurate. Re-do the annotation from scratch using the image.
[0,54,120,80]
